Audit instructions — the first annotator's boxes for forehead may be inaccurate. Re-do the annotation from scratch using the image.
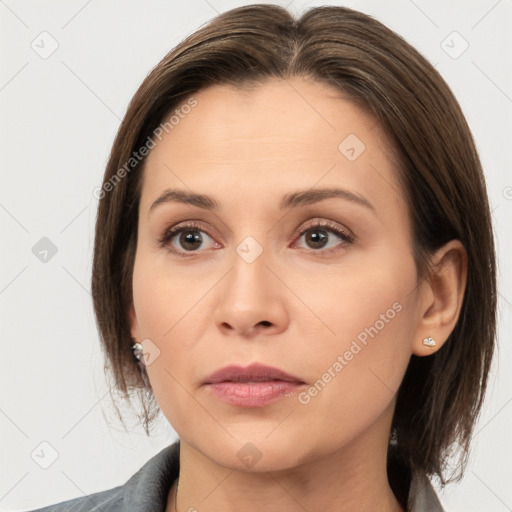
[153,79,380,158]
[140,78,405,216]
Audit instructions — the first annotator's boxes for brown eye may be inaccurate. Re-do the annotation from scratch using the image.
[294,222,354,253]
[159,222,220,256]
[304,229,329,249]
[179,230,204,251]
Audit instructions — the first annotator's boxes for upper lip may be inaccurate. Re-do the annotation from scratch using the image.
[204,363,305,384]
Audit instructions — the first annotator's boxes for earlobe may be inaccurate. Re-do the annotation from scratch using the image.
[412,240,467,356]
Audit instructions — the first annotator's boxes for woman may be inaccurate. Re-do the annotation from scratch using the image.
[30,4,496,511]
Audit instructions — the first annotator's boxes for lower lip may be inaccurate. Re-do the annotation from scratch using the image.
[206,381,303,407]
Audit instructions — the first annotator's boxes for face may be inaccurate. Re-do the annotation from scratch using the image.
[130,78,423,471]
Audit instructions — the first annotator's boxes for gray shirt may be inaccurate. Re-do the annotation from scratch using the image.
[26,441,445,511]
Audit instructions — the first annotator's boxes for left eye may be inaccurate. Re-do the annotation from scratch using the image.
[294,225,353,251]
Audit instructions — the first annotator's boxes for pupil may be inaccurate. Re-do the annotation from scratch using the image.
[306,229,328,248]
[180,231,202,250]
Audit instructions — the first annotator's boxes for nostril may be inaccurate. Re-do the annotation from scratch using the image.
[218,320,275,335]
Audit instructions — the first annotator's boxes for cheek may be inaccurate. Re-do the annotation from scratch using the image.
[293,257,418,436]
[131,252,218,429]
[131,250,213,339]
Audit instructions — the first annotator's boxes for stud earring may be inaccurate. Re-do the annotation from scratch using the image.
[130,340,152,388]
[422,336,436,348]
[131,341,144,361]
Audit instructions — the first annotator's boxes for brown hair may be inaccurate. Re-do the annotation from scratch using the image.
[91,4,496,492]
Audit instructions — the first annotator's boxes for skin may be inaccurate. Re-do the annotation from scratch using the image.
[129,77,467,512]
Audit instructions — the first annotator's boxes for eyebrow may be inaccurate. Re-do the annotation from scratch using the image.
[280,188,375,212]
[149,187,375,215]
[149,189,218,214]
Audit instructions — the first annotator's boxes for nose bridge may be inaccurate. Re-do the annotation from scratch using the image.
[212,235,289,335]
[225,236,273,309]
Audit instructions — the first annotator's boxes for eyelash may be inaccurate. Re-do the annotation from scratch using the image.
[158,220,354,257]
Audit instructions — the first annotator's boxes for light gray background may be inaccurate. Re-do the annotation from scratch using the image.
[1,1,511,511]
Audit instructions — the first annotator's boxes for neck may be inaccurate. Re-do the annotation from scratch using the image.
[167,412,404,512]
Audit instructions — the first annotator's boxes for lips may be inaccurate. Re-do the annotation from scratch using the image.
[204,363,304,384]
[203,363,305,407]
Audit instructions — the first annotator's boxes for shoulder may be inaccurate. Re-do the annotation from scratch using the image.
[24,485,124,512]
[24,441,180,512]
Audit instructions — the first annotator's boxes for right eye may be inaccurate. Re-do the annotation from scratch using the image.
[159,222,221,256]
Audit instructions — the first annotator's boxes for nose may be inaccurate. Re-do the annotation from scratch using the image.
[212,248,289,338]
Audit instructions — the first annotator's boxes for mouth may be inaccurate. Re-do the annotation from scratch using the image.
[203,363,306,408]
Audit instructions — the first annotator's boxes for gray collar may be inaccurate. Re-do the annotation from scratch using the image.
[407,472,445,511]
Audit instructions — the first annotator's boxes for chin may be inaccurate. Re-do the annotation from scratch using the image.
[186,428,318,473]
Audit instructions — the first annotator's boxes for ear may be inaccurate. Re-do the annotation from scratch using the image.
[129,303,141,341]
[412,240,467,356]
